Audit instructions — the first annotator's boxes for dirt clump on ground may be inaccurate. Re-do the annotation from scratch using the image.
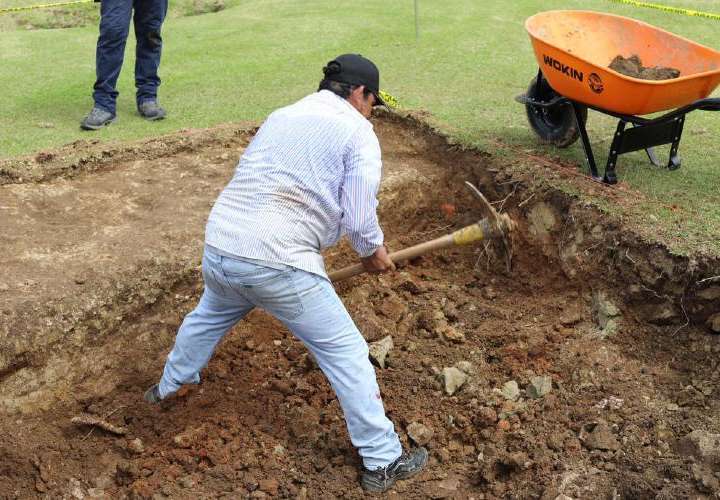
[609,55,680,80]
[1,114,720,499]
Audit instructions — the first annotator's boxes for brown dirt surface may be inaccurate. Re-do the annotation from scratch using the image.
[609,55,681,80]
[2,113,720,499]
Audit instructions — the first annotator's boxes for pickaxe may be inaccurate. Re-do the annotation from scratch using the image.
[329,182,516,282]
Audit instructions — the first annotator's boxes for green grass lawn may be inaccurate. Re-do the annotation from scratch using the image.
[0,0,719,254]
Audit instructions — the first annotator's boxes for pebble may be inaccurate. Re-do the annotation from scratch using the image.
[407,422,434,446]
[501,380,520,401]
[368,336,394,369]
[270,380,293,396]
[127,438,144,454]
[178,476,195,488]
[481,286,498,300]
[526,376,552,399]
[442,367,467,396]
[707,313,720,334]
[678,430,720,465]
[583,422,620,451]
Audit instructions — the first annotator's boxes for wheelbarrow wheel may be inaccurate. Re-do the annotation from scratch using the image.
[525,76,587,148]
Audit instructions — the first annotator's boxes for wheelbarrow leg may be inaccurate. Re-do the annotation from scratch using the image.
[571,101,601,181]
[604,120,627,185]
[667,116,684,171]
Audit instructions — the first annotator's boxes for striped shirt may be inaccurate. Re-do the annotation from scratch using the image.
[205,90,384,278]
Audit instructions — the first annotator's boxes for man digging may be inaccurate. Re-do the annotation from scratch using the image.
[144,54,428,493]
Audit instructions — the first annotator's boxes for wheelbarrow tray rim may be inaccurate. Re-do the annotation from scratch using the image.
[526,9,720,85]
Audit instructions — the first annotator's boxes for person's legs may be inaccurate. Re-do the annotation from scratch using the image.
[158,248,254,398]
[269,270,403,469]
[92,0,133,115]
[132,0,168,107]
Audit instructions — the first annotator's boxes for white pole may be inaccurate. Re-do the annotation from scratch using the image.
[414,0,419,41]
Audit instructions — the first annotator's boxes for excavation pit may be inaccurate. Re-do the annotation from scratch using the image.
[1,114,719,498]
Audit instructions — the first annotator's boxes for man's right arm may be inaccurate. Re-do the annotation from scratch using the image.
[340,126,385,259]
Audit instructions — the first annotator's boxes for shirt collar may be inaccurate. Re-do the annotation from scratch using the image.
[318,90,367,121]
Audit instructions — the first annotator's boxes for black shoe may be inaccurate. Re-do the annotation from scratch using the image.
[138,100,166,121]
[80,107,116,130]
[360,447,428,493]
[144,383,162,404]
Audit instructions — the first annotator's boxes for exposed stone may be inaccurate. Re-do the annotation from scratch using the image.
[707,313,720,334]
[368,335,394,369]
[439,324,466,343]
[692,463,720,494]
[127,438,144,454]
[178,476,195,489]
[454,361,474,375]
[501,380,520,401]
[527,202,558,243]
[592,291,620,325]
[481,286,498,300]
[677,385,705,407]
[420,310,466,343]
[442,367,467,396]
[406,422,434,446]
[376,295,408,323]
[583,422,620,451]
[677,430,720,465]
[354,308,388,342]
[527,376,552,399]
[592,290,622,335]
[270,379,293,396]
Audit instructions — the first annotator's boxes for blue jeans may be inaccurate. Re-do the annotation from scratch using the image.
[93,0,168,114]
[159,247,402,468]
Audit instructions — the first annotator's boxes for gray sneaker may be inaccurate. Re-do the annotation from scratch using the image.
[360,447,428,493]
[138,100,166,121]
[144,383,163,404]
[80,107,116,130]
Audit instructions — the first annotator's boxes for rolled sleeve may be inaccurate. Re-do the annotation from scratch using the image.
[340,126,384,258]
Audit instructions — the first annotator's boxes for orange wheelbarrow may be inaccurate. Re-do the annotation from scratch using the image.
[516,10,720,184]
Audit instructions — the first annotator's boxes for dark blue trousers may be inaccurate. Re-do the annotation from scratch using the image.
[93,0,169,115]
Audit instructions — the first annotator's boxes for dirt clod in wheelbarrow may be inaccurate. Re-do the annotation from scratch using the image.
[609,54,680,80]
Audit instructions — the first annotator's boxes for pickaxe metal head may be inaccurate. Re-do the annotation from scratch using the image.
[464,181,515,273]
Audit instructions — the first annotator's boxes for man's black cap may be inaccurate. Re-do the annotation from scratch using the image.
[323,54,385,106]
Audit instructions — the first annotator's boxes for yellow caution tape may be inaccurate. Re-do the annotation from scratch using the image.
[607,0,720,21]
[452,223,485,246]
[378,90,399,109]
[0,0,93,14]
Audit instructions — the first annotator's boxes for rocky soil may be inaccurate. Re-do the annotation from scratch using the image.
[1,114,720,499]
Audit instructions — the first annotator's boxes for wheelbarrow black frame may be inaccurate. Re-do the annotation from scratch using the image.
[517,68,720,184]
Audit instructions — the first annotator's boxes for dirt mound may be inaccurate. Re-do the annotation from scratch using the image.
[609,55,680,80]
[1,114,720,498]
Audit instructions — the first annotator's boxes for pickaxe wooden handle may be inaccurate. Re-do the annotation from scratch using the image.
[329,182,515,282]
